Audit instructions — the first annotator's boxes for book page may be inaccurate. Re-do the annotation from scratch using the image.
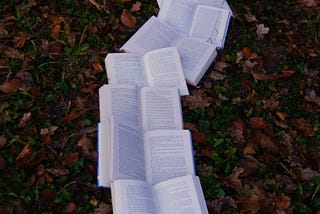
[144,130,195,185]
[111,179,156,214]
[189,6,230,48]
[175,38,217,85]
[97,122,110,187]
[152,175,208,214]
[99,84,140,124]
[105,53,146,87]
[111,118,145,181]
[157,0,196,37]
[140,87,183,131]
[121,16,180,55]
[143,47,189,96]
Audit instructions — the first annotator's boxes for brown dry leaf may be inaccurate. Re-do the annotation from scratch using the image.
[182,89,213,110]
[249,117,267,129]
[200,147,216,158]
[272,193,291,212]
[210,71,226,81]
[239,195,260,213]
[40,188,56,204]
[63,152,79,166]
[16,71,33,83]
[263,96,279,111]
[256,24,269,40]
[299,168,320,180]
[214,61,228,72]
[130,1,142,12]
[297,0,318,7]
[50,24,61,39]
[92,62,104,73]
[226,167,245,193]
[40,126,58,136]
[251,71,276,81]
[65,202,77,213]
[3,46,24,59]
[12,33,30,49]
[77,134,92,153]
[244,13,257,22]
[0,154,6,169]
[242,47,258,59]
[183,122,198,132]
[295,118,316,137]
[120,9,136,28]
[63,112,80,121]
[48,41,63,54]
[46,167,69,176]
[0,136,7,149]
[304,89,320,106]
[18,112,32,128]
[276,111,288,121]
[94,202,113,214]
[16,143,32,163]
[192,132,207,144]
[0,27,9,38]
[243,143,256,155]
[0,78,26,94]
[281,70,295,78]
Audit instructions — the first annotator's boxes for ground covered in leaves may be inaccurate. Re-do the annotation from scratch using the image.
[0,0,319,213]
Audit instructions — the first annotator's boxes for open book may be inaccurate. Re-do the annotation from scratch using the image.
[157,0,233,16]
[111,175,208,214]
[98,118,195,187]
[121,16,218,86]
[105,47,189,95]
[99,84,183,131]
[158,0,231,48]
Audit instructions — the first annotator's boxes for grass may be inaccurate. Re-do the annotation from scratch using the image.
[1,0,320,213]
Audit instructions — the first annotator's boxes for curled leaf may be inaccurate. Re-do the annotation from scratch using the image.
[120,9,136,28]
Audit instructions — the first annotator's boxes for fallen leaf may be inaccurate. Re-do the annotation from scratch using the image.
[294,118,316,137]
[299,167,320,180]
[210,71,226,81]
[3,46,24,59]
[0,78,26,94]
[18,112,31,128]
[214,61,228,72]
[120,9,136,28]
[63,112,80,121]
[226,167,245,193]
[65,202,77,213]
[92,62,104,73]
[40,126,58,135]
[0,154,6,169]
[192,132,207,144]
[244,13,257,22]
[94,202,113,214]
[251,71,276,81]
[50,24,61,39]
[304,89,320,106]
[272,193,291,212]
[0,27,9,38]
[0,137,7,149]
[63,152,79,166]
[256,24,269,40]
[16,143,32,163]
[46,167,70,176]
[15,71,33,83]
[281,70,295,78]
[249,117,267,129]
[243,143,256,155]
[182,89,213,110]
[239,195,260,213]
[77,134,92,153]
[276,111,288,121]
[12,33,30,48]
[130,1,142,12]
[39,188,56,204]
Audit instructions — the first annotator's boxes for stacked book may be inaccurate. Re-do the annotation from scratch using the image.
[97,0,232,213]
